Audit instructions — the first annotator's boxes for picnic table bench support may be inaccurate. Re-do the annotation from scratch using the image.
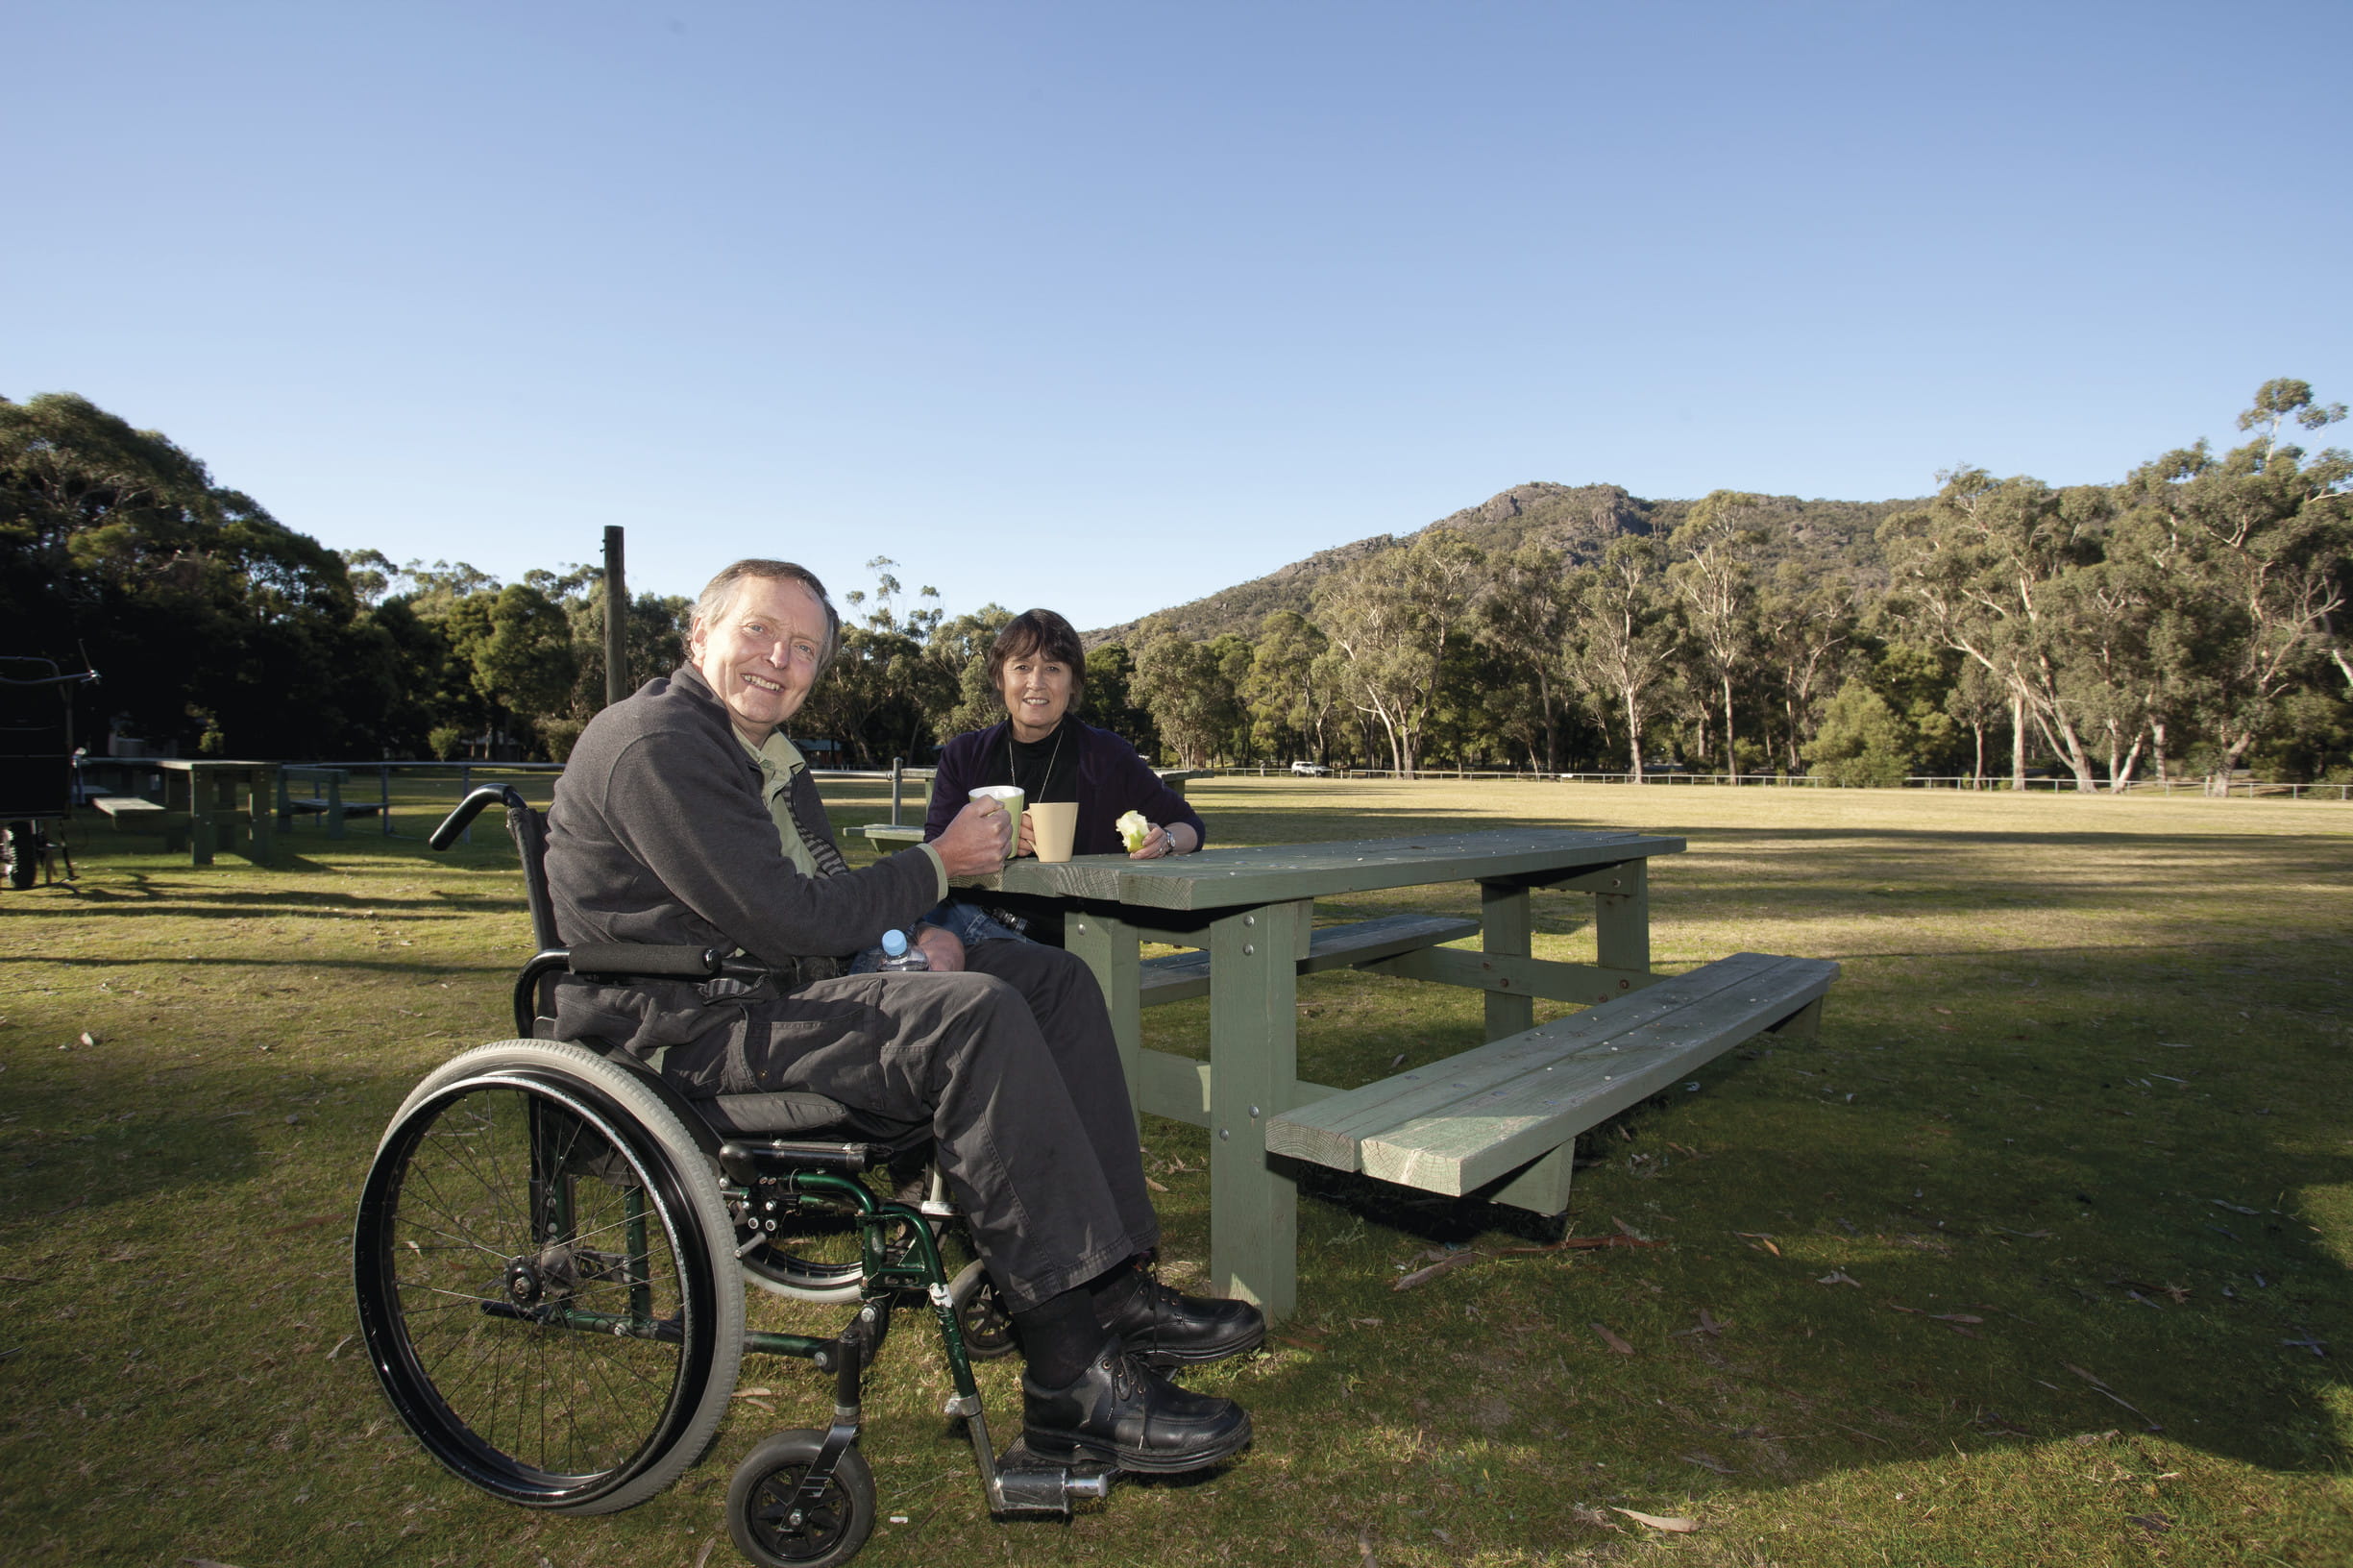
[1207,899,1307,1319]
[1481,878,1535,1041]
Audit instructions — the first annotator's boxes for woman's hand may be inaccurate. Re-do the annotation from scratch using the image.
[1130,822,1193,860]
[1016,810,1038,858]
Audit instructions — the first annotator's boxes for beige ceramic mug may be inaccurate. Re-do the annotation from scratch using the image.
[1027,801,1079,863]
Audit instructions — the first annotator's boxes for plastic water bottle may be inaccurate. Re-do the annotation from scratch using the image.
[876,928,930,972]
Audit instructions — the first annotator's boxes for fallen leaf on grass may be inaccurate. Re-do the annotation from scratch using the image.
[265,1214,341,1236]
[78,1031,98,1047]
[1590,1322,1635,1355]
[2064,1364,2164,1431]
[1671,1308,1728,1338]
[693,1539,718,1568]
[2128,1513,2171,1534]
[1736,1231,1781,1256]
[1611,1507,1699,1532]
[2211,1199,2260,1215]
[1143,1175,1168,1192]
[1569,1505,1622,1530]
[1817,1270,1861,1286]
[326,1335,353,1360]
[1680,1451,1735,1475]
[732,1387,775,1399]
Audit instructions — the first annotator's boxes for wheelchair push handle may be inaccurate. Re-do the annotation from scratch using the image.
[429,785,531,850]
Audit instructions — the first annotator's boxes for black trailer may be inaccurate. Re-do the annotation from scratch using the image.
[0,656,98,889]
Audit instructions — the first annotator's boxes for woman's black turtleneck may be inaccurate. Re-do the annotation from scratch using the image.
[979,715,1082,806]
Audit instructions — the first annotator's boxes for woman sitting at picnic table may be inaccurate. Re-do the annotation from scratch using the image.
[920,607,1206,949]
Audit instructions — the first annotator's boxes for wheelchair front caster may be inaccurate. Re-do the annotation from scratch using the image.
[947,1259,1018,1361]
[727,1430,875,1568]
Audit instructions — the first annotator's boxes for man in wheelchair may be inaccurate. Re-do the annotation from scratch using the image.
[542,557,1262,1475]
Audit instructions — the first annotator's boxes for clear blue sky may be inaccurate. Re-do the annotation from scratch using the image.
[9,1,2346,631]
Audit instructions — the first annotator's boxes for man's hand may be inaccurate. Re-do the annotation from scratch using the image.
[913,924,966,972]
[933,799,1014,876]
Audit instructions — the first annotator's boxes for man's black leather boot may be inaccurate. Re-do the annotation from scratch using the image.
[1022,1336,1253,1474]
[1095,1266,1266,1367]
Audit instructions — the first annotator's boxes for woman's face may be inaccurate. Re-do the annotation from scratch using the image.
[999,646,1074,742]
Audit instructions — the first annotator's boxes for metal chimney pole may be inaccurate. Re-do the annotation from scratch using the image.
[602,526,628,708]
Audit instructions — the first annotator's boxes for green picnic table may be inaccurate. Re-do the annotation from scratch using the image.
[951,826,1844,1321]
[157,759,281,866]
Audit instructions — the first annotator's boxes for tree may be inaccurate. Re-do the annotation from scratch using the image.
[0,392,391,756]
[1083,643,1155,751]
[1878,471,2119,791]
[1804,679,1914,787]
[1567,537,1675,779]
[2115,380,2351,783]
[1752,564,1856,774]
[1473,542,1574,772]
[1130,618,1240,768]
[1667,492,1766,776]
[1312,529,1484,777]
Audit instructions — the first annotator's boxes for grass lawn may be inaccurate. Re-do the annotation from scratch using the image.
[3,778,2349,1567]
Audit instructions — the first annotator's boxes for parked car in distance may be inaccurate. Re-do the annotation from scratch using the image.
[1290,760,1329,776]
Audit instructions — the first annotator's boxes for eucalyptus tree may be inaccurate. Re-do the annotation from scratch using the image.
[1566,536,1675,780]
[2115,380,2351,782]
[1752,563,1857,773]
[1473,541,1574,772]
[1667,491,1767,775]
[1241,610,1340,765]
[1131,617,1241,768]
[1312,528,1484,777]
[1878,471,2117,791]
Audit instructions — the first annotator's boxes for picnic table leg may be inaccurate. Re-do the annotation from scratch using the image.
[1480,878,1535,1042]
[1065,911,1144,1129]
[325,771,346,840]
[183,773,216,866]
[246,765,276,862]
[1593,860,1650,977]
[1209,900,1301,1322]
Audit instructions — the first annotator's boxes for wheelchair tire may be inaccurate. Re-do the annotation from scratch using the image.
[354,1041,746,1514]
[4,822,34,891]
[726,1429,875,1568]
[740,1228,867,1304]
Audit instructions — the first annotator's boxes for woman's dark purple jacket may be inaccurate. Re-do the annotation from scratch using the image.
[920,720,1207,858]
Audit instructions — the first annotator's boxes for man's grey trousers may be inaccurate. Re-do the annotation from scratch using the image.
[656,939,1158,1312]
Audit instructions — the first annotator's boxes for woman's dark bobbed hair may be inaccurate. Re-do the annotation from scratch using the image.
[986,609,1086,710]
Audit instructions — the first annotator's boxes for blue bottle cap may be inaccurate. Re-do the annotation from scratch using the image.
[881,928,908,957]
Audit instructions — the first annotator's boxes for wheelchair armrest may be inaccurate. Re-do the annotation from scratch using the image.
[566,943,726,979]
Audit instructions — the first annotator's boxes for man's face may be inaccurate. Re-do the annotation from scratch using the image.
[689,576,828,746]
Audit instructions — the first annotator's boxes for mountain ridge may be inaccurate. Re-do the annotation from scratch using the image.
[1083,480,1926,648]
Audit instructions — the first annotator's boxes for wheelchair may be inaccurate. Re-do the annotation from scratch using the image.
[353,786,1114,1568]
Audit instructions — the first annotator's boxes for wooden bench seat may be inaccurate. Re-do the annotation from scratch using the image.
[1266,950,1836,1213]
[285,796,381,817]
[860,823,926,845]
[93,796,167,820]
[1140,913,1481,1007]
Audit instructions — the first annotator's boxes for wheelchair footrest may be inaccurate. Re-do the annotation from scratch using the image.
[991,1437,1115,1514]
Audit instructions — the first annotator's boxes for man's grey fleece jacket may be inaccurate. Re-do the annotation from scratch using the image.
[544,663,946,1062]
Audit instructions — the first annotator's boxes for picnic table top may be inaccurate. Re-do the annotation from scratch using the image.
[957,826,1683,911]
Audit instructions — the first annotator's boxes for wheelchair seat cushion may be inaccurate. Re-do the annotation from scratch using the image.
[695,1090,858,1137]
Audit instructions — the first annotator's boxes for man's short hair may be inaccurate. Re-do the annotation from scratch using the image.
[986,608,1087,710]
[691,560,842,672]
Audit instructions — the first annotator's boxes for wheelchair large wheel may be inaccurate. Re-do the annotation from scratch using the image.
[355,1041,746,1513]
